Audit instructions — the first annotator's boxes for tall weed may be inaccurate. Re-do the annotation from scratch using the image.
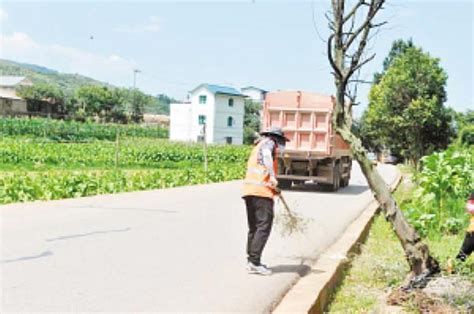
[404,146,473,237]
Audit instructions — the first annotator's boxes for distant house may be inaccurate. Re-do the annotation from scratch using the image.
[170,83,246,145]
[143,114,170,127]
[241,86,267,103]
[0,76,32,115]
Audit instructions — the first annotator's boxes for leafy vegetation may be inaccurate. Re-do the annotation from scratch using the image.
[0,166,245,205]
[0,117,167,141]
[17,83,66,114]
[0,137,249,169]
[403,145,473,237]
[0,128,250,205]
[455,110,474,145]
[244,100,262,144]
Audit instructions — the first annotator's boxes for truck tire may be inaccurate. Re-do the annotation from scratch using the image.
[339,159,351,188]
[278,179,292,190]
[331,163,341,191]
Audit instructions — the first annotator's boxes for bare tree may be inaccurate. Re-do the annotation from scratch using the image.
[327,0,439,279]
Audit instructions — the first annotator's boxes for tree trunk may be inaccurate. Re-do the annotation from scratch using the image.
[337,125,439,276]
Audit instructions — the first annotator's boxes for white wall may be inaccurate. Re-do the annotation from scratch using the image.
[242,88,265,103]
[213,94,244,145]
[189,87,216,144]
[170,103,193,141]
[170,87,217,144]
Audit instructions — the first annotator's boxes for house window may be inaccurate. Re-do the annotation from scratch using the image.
[199,95,207,104]
[227,116,234,127]
[198,115,206,125]
[228,98,234,107]
[225,137,233,144]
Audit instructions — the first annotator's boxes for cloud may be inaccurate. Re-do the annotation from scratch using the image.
[0,8,8,22]
[115,16,160,34]
[0,32,136,87]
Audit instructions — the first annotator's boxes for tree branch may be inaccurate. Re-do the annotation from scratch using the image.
[342,0,367,24]
[349,53,377,78]
[344,0,385,51]
[371,21,388,28]
[348,79,374,84]
[328,34,343,79]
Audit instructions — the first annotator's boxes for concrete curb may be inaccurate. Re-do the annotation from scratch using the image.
[272,169,402,314]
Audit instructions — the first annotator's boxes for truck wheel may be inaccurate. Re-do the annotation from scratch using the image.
[341,160,352,187]
[331,163,340,191]
[278,179,292,190]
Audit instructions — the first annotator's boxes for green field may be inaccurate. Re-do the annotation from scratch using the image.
[0,118,250,205]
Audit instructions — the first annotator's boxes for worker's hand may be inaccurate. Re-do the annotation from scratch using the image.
[274,187,282,195]
[269,176,278,189]
[466,200,474,214]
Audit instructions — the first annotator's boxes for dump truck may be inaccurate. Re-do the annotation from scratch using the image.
[262,91,352,191]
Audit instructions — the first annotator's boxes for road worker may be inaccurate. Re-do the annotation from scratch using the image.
[242,127,289,275]
[456,191,474,261]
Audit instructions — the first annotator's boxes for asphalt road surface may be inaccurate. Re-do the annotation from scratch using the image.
[1,163,397,313]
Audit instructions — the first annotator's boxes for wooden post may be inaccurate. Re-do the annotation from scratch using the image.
[203,123,208,172]
[115,128,120,168]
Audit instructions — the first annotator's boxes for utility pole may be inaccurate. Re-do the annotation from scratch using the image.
[132,69,141,122]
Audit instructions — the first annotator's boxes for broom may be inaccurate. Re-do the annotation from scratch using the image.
[276,191,310,236]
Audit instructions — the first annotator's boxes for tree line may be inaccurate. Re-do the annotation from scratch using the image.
[17,84,174,124]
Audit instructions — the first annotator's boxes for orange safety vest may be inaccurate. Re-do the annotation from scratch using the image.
[468,215,474,233]
[467,200,474,233]
[242,139,278,199]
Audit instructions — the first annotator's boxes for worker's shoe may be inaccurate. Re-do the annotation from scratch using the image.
[247,262,272,276]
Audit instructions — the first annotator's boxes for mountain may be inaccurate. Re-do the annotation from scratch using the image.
[0,59,173,114]
[0,59,108,95]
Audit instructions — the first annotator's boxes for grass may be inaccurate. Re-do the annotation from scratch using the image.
[327,214,409,313]
[426,235,474,281]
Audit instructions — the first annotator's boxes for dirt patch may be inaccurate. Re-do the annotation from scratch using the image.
[387,288,458,313]
[387,276,474,313]
[424,276,474,312]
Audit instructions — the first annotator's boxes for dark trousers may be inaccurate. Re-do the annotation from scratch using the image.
[456,232,474,261]
[244,196,274,265]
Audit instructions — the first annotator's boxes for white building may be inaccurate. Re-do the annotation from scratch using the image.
[0,76,32,115]
[170,83,246,145]
[241,86,267,103]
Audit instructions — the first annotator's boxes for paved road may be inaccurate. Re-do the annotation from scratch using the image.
[1,164,397,313]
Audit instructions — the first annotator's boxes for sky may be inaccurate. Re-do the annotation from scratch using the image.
[0,0,472,116]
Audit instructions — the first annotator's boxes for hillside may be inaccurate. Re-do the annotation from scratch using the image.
[0,59,172,114]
